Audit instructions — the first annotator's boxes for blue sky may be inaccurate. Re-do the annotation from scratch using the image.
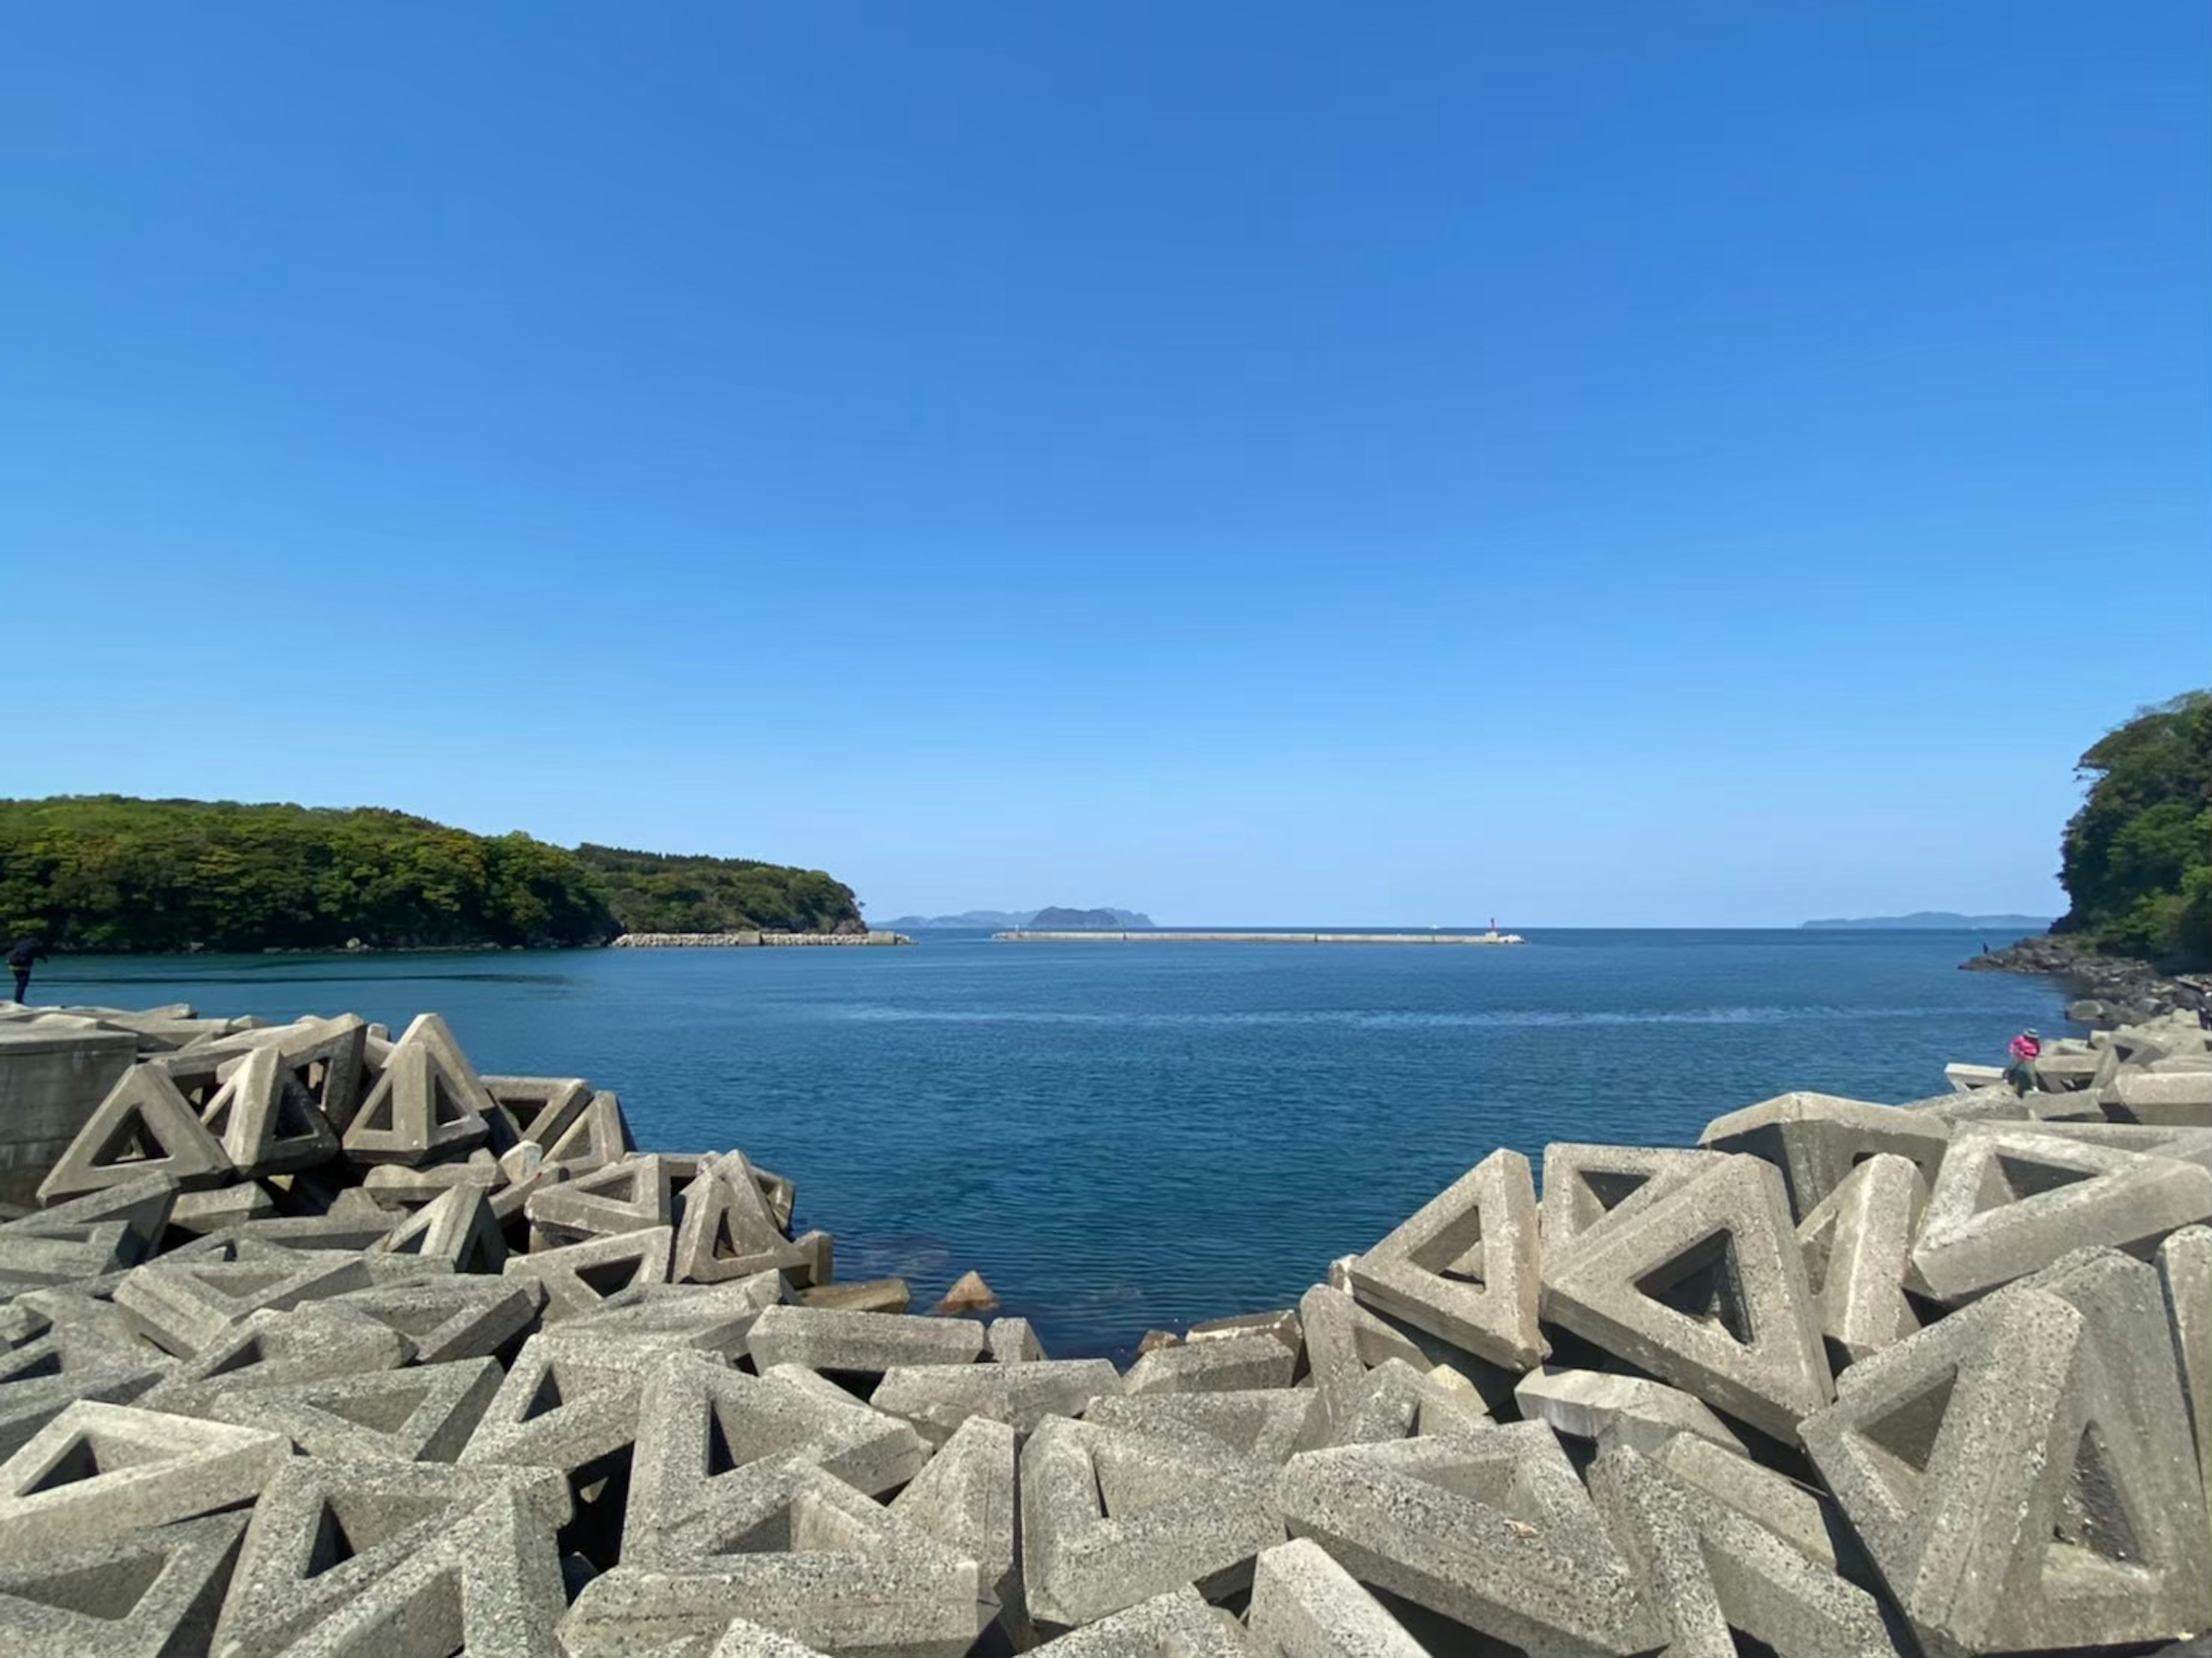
[4,4,2206,925]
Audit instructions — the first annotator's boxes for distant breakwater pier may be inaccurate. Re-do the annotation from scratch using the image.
[611,929,912,947]
[995,928,1529,944]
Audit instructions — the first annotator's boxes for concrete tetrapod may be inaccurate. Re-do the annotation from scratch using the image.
[872,1359,1122,1446]
[0,1509,248,1658]
[1272,1423,1660,1657]
[1344,1147,1547,1371]
[197,1045,339,1180]
[1697,1091,1951,1219]
[113,1253,373,1358]
[888,1414,1024,1649]
[745,1305,986,1374]
[0,1327,169,1460]
[339,1014,498,1167]
[1085,1388,1323,1465]
[1586,1439,1904,1657]
[1795,1151,1927,1369]
[1296,1283,1425,1444]
[1907,1125,2212,1304]
[209,1456,570,1658]
[1020,1413,1285,1631]
[0,1400,291,1557]
[622,1355,929,1567]
[525,1152,682,1249]
[1027,1585,1253,1657]
[1540,1154,1834,1442]
[331,1272,546,1364]
[2161,1226,2212,1507]
[1246,1536,1426,1658]
[1536,1142,1729,1269]
[204,1354,503,1461]
[504,1225,674,1322]
[37,1067,234,1204]
[1122,1330,1297,1396]
[1800,1259,2212,1656]
[1512,1365,1747,1458]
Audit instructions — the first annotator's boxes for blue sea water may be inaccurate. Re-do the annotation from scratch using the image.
[36,929,2064,1357]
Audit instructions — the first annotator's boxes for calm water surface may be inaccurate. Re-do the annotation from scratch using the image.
[40,929,2063,1356]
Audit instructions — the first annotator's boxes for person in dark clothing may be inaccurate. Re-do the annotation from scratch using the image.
[6,937,48,1004]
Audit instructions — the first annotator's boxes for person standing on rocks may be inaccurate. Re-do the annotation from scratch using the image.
[6,936,48,1004]
[2005,1027,2043,1094]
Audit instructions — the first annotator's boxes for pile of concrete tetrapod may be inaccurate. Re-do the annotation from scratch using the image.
[0,999,2207,1658]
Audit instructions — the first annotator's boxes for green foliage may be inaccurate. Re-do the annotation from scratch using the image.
[0,797,861,951]
[574,844,859,935]
[2056,691,2212,968]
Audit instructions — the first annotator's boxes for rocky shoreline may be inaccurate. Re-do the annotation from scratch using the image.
[1962,931,2211,1024]
[0,997,2206,1655]
[611,930,915,948]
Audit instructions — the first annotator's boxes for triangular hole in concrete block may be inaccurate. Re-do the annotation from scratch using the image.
[522,1369,567,1422]
[429,1072,470,1128]
[577,1256,646,1297]
[1855,1365,1956,1507]
[1407,1206,1486,1287]
[308,1492,449,1577]
[357,1090,395,1134]
[10,1552,167,1619]
[318,1382,434,1433]
[25,1435,107,1493]
[1633,1228,1753,1345]
[1580,1169,1652,1213]
[93,1110,168,1168]
[1976,1152,2093,1213]
[2050,1420,2144,1567]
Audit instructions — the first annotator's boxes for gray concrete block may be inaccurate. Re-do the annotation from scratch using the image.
[1587,1440,1903,1657]
[1513,1365,1747,1458]
[0,1327,169,1460]
[331,1272,546,1364]
[1296,1282,1425,1445]
[504,1224,673,1322]
[1029,1585,1254,1656]
[36,1066,234,1205]
[1020,1413,1285,1629]
[207,1354,502,1461]
[0,1220,138,1287]
[358,1147,501,1211]
[210,1455,569,1658]
[374,1182,507,1272]
[460,1331,679,1478]
[987,1315,1044,1363]
[0,1026,141,1209]
[872,1358,1121,1445]
[797,1277,907,1312]
[198,1044,339,1178]
[113,1253,374,1357]
[0,1401,290,1557]
[540,1090,635,1176]
[1086,1389,1321,1465]
[1699,1092,1951,1220]
[1908,1126,2212,1303]
[1247,1535,1431,1658]
[1124,1329,1296,1396]
[137,1303,414,1416]
[339,1012,498,1167]
[1274,1423,1659,1656]
[746,1304,985,1375]
[1346,1148,1546,1371]
[482,1073,593,1150]
[3,1170,176,1263]
[559,1472,982,1658]
[1540,1155,1834,1443]
[1796,1151,1926,1368]
[889,1414,1023,1648]
[2111,1068,2212,1125]
[672,1150,796,1285]
[2160,1226,2211,1508]
[623,1355,928,1566]
[1188,1307,1301,1352]
[554,1270,783,1361]
[1801,1263,2211,1656]
[1537,1141,1729,1268]
[1646,1429,1839,1570]
[0,1508,247,1658]
[527,1151,681,1248]
[167,1182,279,1236]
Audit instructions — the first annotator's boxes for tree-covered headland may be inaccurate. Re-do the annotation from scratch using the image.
[2054,691,2212,970]
[0,796,861,951]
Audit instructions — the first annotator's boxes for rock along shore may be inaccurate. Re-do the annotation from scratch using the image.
[1963,931,2211,1025]
[0,995,2206,1656]
[612,930,914,947]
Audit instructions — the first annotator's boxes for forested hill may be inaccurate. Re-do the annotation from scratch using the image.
[0,796,861,951]
[2055,691,2211,969]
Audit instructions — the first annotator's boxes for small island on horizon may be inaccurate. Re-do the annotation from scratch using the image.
[878,906,1156,931]
[1800,911,2054,931]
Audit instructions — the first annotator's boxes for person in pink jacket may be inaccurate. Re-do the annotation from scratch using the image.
[2005,1029,2043,1094]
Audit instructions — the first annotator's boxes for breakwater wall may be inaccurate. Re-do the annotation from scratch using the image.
[611,929,912,947]
[995,928,1529,944]
[0,995,2206,1656]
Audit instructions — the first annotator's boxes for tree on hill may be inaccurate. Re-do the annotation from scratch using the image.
[2055,690,2212,969]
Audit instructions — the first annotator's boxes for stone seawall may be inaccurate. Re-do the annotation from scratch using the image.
[0,994,2206,1656]
[611,929,913,947]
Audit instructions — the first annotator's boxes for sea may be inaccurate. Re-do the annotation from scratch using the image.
[37,928,2065,1357]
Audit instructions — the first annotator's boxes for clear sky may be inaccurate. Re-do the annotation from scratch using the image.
[4,4,2206,925]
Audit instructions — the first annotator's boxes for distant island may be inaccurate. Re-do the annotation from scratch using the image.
[1800,912,2054,931]
[879,906,1155,931]
[0,795,862,951]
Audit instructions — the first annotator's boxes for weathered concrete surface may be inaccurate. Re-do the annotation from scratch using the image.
[0,1508,247,1658]
[2161,1226,2212,1508]
[747,1305,986,1374]
[873,1359,1122,1445]
[1538,1142,1729,1268]
[889,1414,1024,1648]
[1541,1155,1835,1442]
[37,1065,233,1205]
[1796,1151,1927,1368]
[1346,1148,1546,1371]
[1275,1425,1659,1656]
[0,1026,138,1208]
[1513,1365,1747,1458]
[1123,1329,1297,1396]
[1247,1536,1426,1657]
[1699,1092,1951,1219]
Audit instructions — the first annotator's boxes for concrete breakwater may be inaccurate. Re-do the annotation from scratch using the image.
[0,999,2206,1656]
[612,929,914,947]
[995,928,1529,944]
